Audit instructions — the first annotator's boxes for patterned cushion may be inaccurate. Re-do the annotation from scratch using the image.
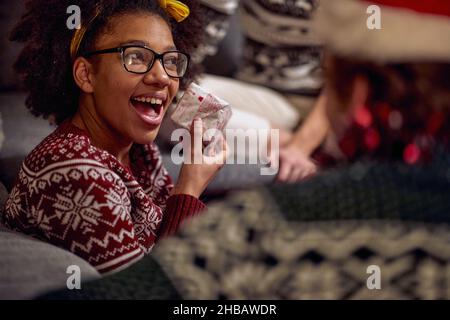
[193,1,239,65]
[235,0,323,95]
[153,158,450,299]
[37,158,450,300]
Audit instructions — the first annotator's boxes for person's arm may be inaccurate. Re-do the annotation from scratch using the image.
[289,94,329,156]
[158,117,227,237]
[277,94,329,183]
[157,194,206,238]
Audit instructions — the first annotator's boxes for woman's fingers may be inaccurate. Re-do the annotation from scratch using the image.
[222,135,228,163]
[190,117,203,163]
[204,133,228,166]
[216,134,228,165]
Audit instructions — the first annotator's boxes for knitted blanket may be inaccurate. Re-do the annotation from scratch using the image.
[41,156,450,299]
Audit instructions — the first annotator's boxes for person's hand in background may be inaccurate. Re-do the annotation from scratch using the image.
[277,143,317,183]
[276,94,329,183]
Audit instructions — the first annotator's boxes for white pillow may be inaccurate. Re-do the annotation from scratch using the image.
[198,74,300,130]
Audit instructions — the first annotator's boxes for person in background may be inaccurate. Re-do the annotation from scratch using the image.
[149,0,450,299]
[197,0,329,183]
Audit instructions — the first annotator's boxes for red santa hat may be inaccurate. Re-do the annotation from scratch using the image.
[314,0,450,62]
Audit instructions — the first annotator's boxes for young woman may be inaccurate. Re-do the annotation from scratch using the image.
[3,0,226,274]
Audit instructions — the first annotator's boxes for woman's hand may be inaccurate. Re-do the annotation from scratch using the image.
[277,142,317,183]
[172,118,227,198]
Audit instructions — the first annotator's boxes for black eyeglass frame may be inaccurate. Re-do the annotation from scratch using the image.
[83,45,190,79]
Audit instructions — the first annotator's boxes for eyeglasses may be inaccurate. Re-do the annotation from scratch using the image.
[84,45,190,78]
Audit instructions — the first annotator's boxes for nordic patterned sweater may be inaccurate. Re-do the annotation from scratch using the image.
[2,120,206,274]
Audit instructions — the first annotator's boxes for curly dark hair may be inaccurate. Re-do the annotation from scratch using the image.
[10,0,204,124]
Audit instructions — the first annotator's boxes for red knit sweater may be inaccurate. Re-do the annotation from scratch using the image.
[3,120,206,274]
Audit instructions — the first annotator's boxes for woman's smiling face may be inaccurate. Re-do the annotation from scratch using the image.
[84,13,179,145]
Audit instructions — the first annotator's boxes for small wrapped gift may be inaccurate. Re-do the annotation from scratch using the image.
[170,83,232,133]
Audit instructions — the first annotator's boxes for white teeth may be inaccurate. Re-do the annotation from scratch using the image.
[132,96,164,105]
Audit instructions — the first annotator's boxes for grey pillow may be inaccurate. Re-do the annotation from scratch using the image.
[0,93,55,190]
[0,226,101,299]
[186,0,242,78]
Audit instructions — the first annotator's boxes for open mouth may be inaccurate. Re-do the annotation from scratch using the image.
[130,96,165,126]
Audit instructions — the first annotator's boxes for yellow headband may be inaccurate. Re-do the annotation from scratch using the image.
[159,0,190,22]
[70,4,102,60]
[70,1,190,60]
